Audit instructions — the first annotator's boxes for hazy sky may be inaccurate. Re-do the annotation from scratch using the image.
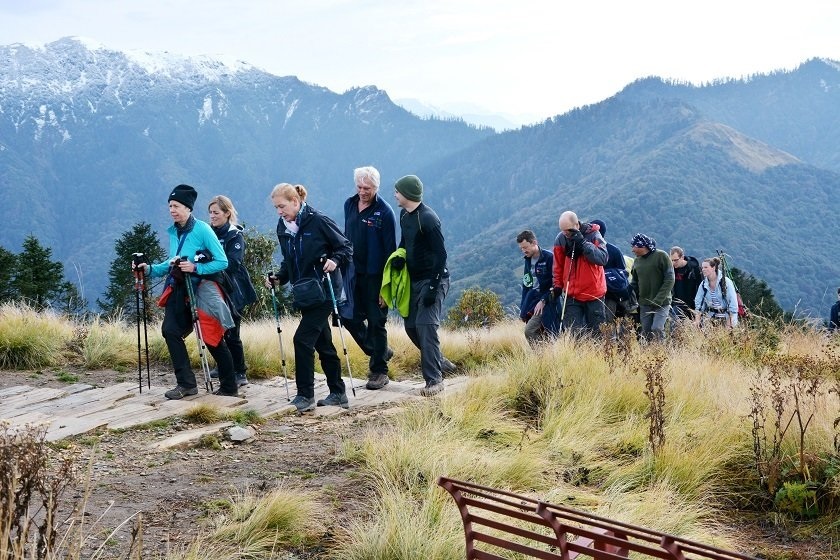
[2,0,839,123]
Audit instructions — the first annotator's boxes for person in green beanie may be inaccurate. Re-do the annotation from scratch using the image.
[392,174,454,397]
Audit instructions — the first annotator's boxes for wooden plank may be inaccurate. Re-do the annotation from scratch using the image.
[21,386,126,416]
[148,421,235,450]
[106,405,182,430]
[0,387,70,416]
[0,385,35,398]
[81,402,161,426]
[45,416,110,441]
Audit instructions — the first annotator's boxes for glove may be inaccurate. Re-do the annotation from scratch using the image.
[550,286,563,301]
[423,283,438,307]
[568,229,585,245]
[391,256,405,270]
[565,229,584,253]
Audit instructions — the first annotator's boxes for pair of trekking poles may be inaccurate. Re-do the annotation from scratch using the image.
[133,254,216,394]
[267,264,356,400]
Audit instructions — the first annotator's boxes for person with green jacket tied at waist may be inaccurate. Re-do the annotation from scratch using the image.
[629,233,675,341]
[391,175,455,397]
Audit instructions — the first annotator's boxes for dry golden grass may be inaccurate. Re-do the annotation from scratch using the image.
[0,302,75,369]
[3,307,839,558]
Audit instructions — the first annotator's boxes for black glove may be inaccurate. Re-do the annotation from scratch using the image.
[550,286,563,301]
[568,230,585,253]
[194,249,212,263]
[423,282,438,307]
[391,256,405,270]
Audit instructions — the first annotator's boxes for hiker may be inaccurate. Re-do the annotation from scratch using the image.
[393,175,453,396]
[591,219,635,325]
[342,166,397,390]
[207,195,257,388]
[516,229,554,345]
[629,234,675,341]
[551,211,608,335]
[830,287,840,331]
[134,184,238,399]
[693,256,739,329]
[669,246,702,322]
[267,183,353,412]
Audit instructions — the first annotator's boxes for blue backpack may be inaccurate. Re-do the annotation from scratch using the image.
[604,267,630,297]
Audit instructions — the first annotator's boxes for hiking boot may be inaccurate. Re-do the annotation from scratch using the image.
[366,373,390,390]
[209,368,219,379]
[213,388,239,397]
[164,385,198,400]
[290,395,316,413]
[420,381,444,397]
[235,373,249,387]
[441,359,457,376]
[316,392,349,409]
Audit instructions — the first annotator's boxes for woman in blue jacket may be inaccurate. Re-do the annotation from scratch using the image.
[268,183,353,413]
[135,184,238,399]
[208,195,257,388]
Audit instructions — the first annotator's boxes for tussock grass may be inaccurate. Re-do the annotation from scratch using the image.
[334,319,840,556]
[342,391,550,495]
[331,481,464,560]
[80,316,138,369]
[183,403,224,424]
[0,302,74,369]
[209,487,322,551]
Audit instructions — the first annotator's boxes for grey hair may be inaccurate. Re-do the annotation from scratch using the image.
[354,166,380,189]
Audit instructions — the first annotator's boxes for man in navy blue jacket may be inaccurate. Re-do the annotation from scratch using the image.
[830,287,840,331]
[517,230,553,346]
[343,166,397,390]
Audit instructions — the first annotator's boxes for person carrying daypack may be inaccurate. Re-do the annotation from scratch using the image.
[591,219,636,323]
[694,256,739,329]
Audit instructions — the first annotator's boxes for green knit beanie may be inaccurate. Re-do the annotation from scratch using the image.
[394,175,423,202]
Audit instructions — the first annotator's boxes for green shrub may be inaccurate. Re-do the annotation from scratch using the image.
[774,481,819,519]
[445,286,504,329]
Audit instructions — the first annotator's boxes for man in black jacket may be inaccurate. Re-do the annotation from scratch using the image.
[392,175,450,397]
[343,166,397,390]
[670,246,702,321]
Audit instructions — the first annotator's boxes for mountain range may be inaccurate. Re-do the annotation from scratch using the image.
[1,37,838,318]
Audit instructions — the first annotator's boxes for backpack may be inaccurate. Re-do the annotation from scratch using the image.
[604,267,630,297]
[716,251,749,319]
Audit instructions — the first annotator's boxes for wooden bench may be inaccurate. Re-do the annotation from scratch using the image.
[438,477,758,560]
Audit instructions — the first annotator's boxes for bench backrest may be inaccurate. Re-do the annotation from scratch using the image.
[438,477,758,560]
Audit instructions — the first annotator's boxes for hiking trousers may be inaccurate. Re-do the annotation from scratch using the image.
[293,300,345,399]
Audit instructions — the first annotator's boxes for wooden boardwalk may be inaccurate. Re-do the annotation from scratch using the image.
[0,374,468,442]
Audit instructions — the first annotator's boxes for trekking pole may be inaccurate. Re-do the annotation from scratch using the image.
[559,243,576,328]
[132,254,151,392]
[183,262,215,393]
[321,262,356,397]
[268,276,291,401]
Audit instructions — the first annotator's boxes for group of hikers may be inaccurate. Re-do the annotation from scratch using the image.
[131,172,834,411]
[517,214,745,346]
[133,167,454,412]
